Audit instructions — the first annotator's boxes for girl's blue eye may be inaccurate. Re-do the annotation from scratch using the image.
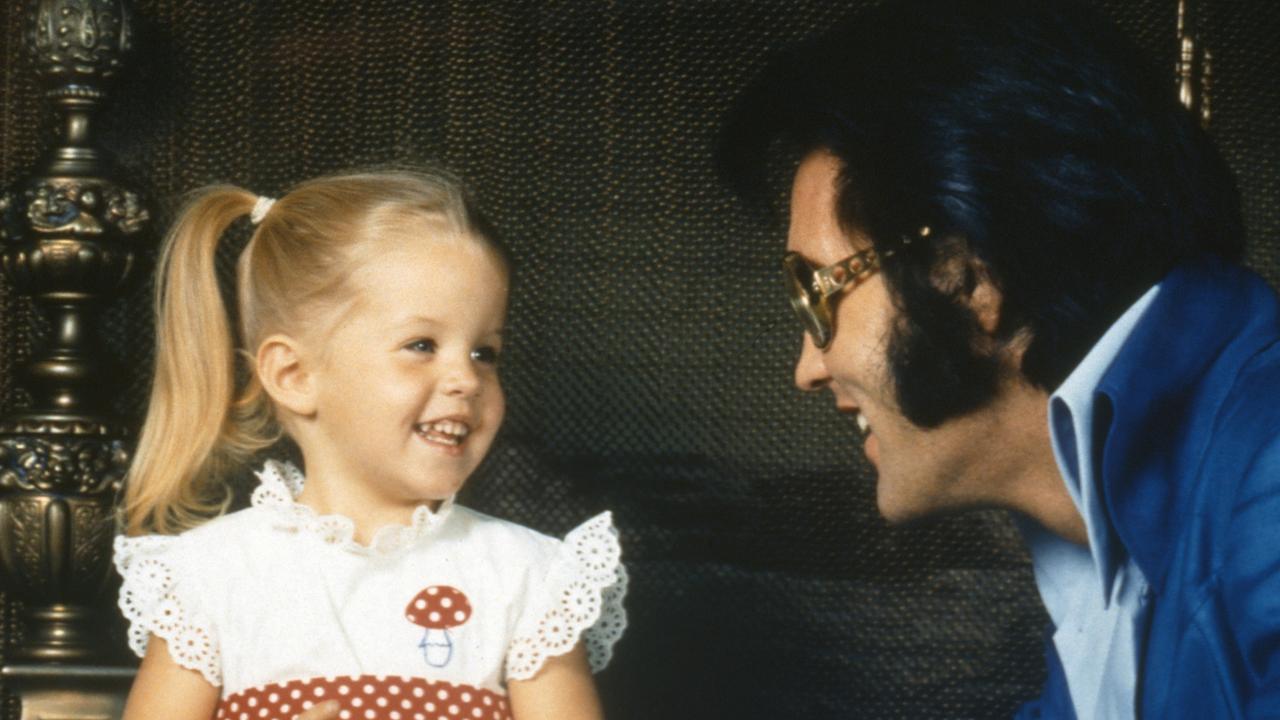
[471,346,500,364]
[407,339,436,353]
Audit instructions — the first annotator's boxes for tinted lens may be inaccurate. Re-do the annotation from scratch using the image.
[783,253,832,348]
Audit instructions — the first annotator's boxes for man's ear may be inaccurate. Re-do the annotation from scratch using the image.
[256,335,318,418]
[967,261,1002,336]
[929,238,1003,336]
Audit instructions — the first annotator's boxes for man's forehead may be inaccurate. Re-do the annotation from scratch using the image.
[787,150,865,259]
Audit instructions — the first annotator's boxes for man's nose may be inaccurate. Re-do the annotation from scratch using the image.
[793,332,830,392]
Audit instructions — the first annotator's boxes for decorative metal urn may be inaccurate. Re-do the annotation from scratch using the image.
[0,0,147,667]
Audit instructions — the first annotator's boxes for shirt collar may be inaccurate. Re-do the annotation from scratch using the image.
[250,459,456,556]
[1047,283,1161,601]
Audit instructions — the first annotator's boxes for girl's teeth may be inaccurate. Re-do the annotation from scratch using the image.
[417,420,471,444]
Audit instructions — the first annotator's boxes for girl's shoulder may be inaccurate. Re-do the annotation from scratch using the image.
[113,504,278,579]
[115,502,275,547]
[113,457,303,568]
[111,506,276,688]
[444,506,621,565]
[444,508,629,680]
[445,505,558,547]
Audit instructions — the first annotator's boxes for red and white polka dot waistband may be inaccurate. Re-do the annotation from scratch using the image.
[216,675,512,720]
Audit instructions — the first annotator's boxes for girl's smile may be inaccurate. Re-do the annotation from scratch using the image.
[415,417,472,452]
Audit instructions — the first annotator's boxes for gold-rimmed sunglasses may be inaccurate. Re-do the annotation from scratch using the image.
[783,227,930,349]
[782,248,880,350]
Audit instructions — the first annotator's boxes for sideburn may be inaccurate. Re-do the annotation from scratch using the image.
[885,270,1004,429]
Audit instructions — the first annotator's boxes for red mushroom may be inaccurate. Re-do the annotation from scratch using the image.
[405,585,472,667]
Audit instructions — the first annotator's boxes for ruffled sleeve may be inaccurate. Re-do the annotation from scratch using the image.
[113,534,221,686]
[505,512,628,681]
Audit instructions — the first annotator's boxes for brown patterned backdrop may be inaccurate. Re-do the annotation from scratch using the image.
[0,1,1277,718]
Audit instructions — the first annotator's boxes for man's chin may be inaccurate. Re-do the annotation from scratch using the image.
[875,484,939,525]
[877,487,984,528]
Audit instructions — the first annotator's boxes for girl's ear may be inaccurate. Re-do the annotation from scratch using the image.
[256,335,318,417]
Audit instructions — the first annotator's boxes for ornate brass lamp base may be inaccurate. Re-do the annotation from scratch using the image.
[0,418,128,665]
[0,7,147,711]
[1,1,171,717]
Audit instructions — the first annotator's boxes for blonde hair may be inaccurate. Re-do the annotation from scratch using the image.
[124,171,499,536]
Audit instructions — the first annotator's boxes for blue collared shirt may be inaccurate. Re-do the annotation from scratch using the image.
[1020,283,1160,719]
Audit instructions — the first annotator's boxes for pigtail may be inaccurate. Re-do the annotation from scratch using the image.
[124,187,261,536]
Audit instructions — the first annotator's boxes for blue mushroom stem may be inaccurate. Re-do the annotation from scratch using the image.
[419,627,454,667]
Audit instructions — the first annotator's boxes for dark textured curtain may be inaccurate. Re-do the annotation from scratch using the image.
[1,1,1277,718]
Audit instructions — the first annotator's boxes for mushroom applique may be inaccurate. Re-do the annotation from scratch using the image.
[405,585,472,667]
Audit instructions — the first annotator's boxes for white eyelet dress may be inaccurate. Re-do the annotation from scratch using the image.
[114,460,628,720]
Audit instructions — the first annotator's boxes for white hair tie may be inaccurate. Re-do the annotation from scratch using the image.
[250,196,276,224]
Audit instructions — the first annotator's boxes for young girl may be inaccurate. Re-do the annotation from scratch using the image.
[114,171,627,720]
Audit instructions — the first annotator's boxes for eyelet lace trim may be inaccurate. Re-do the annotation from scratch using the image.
[505,512,629,680]
[250,459,453,556]
[114,534,222,686]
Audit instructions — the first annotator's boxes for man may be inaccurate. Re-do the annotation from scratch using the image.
[719,0,1280,717]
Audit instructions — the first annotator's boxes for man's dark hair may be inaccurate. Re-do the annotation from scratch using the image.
[719,0,1244,426]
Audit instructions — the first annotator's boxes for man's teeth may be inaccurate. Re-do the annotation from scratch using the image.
[417,420,471,446]
[856,413,870,435]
